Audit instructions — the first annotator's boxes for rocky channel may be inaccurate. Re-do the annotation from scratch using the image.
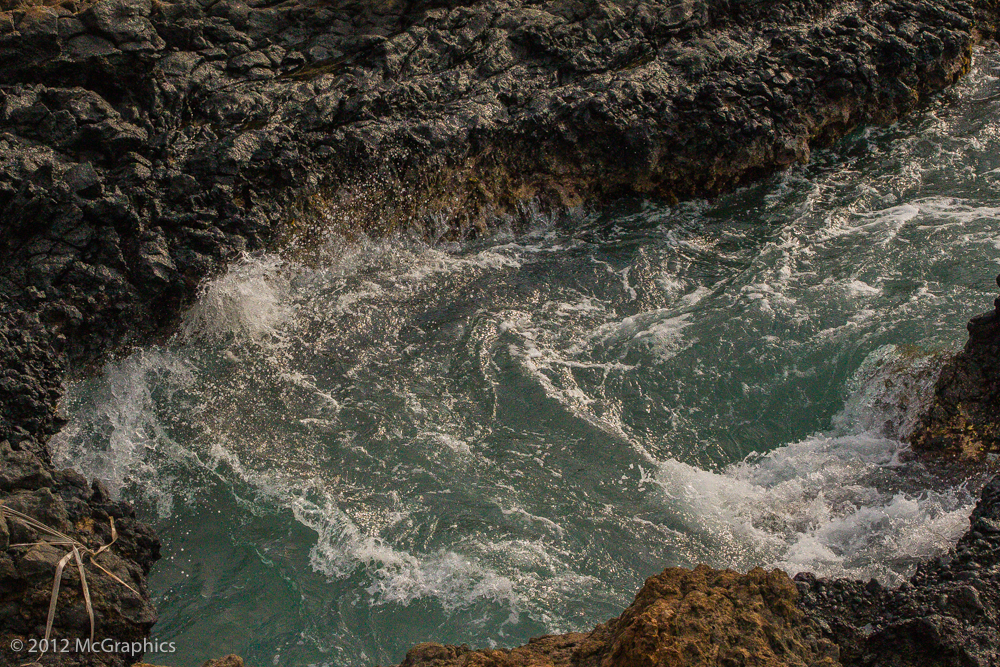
[1,0,1000,665]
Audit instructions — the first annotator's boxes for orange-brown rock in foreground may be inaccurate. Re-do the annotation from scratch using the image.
[135,655,246,667]
[398,565,841,667]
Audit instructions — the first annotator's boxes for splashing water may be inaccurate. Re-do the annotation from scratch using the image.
[51,51,1000,666]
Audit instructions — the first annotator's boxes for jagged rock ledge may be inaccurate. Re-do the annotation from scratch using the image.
[1,0,1000,664]
[397,566,843,667]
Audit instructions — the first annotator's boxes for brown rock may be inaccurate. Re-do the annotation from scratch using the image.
[135,656,249,667]
[395,565,840,667]
[202,656,247,667]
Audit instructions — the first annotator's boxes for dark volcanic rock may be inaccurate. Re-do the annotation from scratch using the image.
[910,274,1000,458]
[0,441,159,667]
[0,0,999,664]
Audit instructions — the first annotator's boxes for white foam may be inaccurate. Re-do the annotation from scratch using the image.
[654,432,972,584]
[835,344,944,440]
[844,279,882,296]
[50,349,195,517]
[181,255,292,345]
[590,310,693,363]
[818,198,1000,247]
[680,286,711,306]
[420,431,473,457]
[650,342,970,583]
[50,190,995,648]
[500,507,566,538]
[398,248,522,282]
[290,492,517,610]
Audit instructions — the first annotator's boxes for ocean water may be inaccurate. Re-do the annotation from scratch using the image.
[51,51,1000,666]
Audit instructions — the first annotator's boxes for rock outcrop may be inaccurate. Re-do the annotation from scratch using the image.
[1,0,1000,664]
[910,274,1000,459]
[398,566,841,667]
[137,655,246,667]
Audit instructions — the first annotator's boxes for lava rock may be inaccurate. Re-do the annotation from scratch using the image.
[797,472,1000,667]
[396,566,841,667]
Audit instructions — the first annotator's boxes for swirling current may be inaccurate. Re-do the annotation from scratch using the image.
[51,51,1000,667]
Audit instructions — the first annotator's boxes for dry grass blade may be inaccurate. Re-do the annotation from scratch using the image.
[44,551,75,642]
[91,515,117,557]
[2,504,134,642]
[86,516,138,595]
[87,558,139,596]
[72,546,96,641]
[1,506,81,546]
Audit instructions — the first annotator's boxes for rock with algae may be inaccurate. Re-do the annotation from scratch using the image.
[396,565,841,667]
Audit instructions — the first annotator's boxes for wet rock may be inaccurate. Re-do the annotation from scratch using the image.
[796,472,1000,667]
[18,542,73,580]
[228,49,270,72]
[135,229,178,289]
[0,440,53,491]
[0,432,158,667]
[80,0,160,47]
[136,656,248,667]
[63,161,102,196]
[202,657,247,667]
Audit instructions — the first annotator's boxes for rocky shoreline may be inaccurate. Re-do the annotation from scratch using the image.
[1,0,1000,665]
[910,275,1000,461]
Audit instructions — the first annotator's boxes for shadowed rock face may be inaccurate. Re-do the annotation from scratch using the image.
[909,274,1000,459]
[397,566,842,667]
[0,0,999,664]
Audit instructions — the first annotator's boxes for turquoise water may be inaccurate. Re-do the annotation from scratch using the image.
[54,52,1000,666]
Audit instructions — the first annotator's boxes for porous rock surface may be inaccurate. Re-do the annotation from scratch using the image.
[1,0,999,664]
[137,655,246,667]
[397,566,841,667]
